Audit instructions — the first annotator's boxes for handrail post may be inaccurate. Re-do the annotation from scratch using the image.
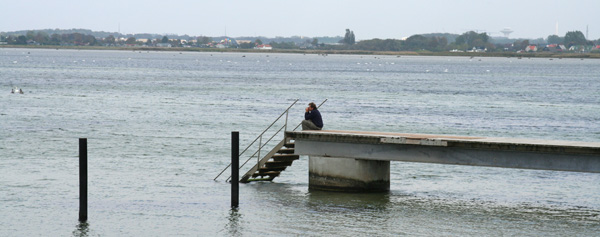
[257,135,262,168]
[284,110,289,132]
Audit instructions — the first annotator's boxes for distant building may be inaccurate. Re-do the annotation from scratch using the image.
[156,43,171,47]
[219,38,238,47]
[500,28,514,38]
[525,45,538,52]
[542,44,566,52]
[569,45,580,52]
[27,40,40,46]
[467,47,486,53]
[256,44,272,50]
[569,45,593,53]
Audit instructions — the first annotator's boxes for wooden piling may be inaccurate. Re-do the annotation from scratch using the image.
[79,138,88,222]
[231,132,239,208]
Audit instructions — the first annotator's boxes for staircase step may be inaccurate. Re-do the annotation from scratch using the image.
[272,155,299,162]
[259,166,287,172]
[241,138,299,183]
[277,148,295,154]
[252,171,280,178]
[265,161,293,167]
[246,177,275,182]
[272,154,299,158]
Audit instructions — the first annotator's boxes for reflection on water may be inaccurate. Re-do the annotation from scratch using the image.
[222,209,243,236]
[72,222,89,237]
[306,190,391,213]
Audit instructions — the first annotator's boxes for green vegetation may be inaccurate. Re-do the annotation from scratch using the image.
[2,28,599,58]
[341,29,356,45]
[564,31,587,46]
[547,34,563,44]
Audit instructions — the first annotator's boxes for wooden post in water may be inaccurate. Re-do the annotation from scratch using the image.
[231,132,239,208]
[79,138,88,222]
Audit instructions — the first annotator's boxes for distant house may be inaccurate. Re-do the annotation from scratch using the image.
[542,44,567,52]
[570,45,594,52]
[156,43,171,47]
[218,38,237,48]
[256,44,272,50]
[467,47,486,53]
[27,40,40,46]
[525,45,538,52]
[568,45,588,52]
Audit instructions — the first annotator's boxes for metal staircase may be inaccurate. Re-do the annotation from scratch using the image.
[214,99,326,183]
[239,138,299,182]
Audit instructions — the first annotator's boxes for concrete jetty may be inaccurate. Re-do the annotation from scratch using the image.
[286,130,600,192]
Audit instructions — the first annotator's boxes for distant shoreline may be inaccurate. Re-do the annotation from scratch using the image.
[2,45,599,59]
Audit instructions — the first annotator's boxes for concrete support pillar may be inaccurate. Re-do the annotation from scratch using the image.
[309,156,390,192]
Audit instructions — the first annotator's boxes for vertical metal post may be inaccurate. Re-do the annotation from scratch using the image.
[79,138,88,222]
[284,110,289,132]
[231,132,239,208]
[257,135,262,167]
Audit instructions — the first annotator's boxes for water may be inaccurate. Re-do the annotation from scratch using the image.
[1,48,599,236]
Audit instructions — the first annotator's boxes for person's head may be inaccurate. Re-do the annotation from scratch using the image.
[308,102,317,110]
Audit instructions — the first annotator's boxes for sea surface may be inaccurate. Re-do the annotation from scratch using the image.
[1,48,599,236]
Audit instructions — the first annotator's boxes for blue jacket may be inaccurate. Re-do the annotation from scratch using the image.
[305,109,323,128]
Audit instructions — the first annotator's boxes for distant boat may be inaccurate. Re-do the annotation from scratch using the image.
[11,87,24,94]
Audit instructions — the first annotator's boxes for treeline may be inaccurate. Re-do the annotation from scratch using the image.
[308,31,492,52]
[323,30,600,52]
[2,29,599,53]
[0,31,208,47]
[1,31,102,46]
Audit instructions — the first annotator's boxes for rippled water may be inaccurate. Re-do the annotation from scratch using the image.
[1,48,599,236]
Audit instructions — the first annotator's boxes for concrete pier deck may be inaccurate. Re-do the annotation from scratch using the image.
[287,130,600,173]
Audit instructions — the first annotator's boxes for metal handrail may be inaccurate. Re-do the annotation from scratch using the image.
[236,98,328,178]
[225,124,286,182]
[214,98,328,182]
[214,99,299,181]
[237,99,299,159]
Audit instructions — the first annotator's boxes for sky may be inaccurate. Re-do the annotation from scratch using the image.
[2,0,599,40]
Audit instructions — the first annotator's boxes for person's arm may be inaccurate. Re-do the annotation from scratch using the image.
[305,110,312,120]
[305,107,313,120]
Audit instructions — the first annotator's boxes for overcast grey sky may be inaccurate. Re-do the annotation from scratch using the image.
[2,0,599,40]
